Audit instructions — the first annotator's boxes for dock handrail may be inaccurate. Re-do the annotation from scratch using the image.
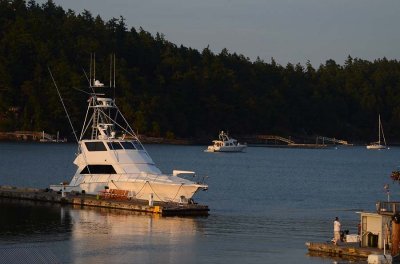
[256,135,295,144]
[376,201,400,215]
[316,136,349,145]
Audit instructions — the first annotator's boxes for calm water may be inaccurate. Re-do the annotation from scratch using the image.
[0,142,399,264]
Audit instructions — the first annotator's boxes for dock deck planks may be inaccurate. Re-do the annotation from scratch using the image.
[306,241,384,259]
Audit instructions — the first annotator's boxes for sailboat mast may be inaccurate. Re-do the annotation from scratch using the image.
[378,114,381,145]
[380,115,387,146]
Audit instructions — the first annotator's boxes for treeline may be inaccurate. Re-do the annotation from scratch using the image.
[1,0,400,143]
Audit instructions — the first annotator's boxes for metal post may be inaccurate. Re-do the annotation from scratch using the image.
[149,193,154,206]
[384,184,390,202]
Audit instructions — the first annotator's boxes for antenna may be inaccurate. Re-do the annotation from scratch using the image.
[93,53,96,86]
[89,53,92,87]
[109,53,112,88]
[113,53,116,98]
[113,53,116,88]
[48,67,79,143]
[108,53,116,97]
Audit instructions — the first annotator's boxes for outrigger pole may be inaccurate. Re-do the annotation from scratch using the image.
[48,67,79,143]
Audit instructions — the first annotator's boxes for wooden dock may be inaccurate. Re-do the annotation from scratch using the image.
[306,241,384,259]
[0,185,209,216]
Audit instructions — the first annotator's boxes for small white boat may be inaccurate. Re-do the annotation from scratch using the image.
[205,131,247,152]
[50,56,207,204]
[367,114,387,150]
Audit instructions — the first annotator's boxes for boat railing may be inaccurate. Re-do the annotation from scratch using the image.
[376,201,400,215]
[86,172,208,186]
[170,172,208,185]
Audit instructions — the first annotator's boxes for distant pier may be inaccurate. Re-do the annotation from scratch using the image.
[0,131,66,142]
[0,131,44,141]
[243,135,351,148]
[0,186,209,217]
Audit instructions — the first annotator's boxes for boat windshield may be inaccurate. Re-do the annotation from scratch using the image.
[132,140,144,150]
[107,142,123,150]
[120,141,136,149]
[85,141,107,151]
[105,141,144,150]
[80,165,116,174]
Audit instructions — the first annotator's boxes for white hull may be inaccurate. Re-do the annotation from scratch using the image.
[50,177,204,203]
[366,144,386,150]
[206,145,247,152]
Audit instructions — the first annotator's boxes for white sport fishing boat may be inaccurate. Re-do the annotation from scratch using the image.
[205,131,247,152]
[50,55,207,203]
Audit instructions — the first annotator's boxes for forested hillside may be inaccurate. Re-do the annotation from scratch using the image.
[1,0,400,143]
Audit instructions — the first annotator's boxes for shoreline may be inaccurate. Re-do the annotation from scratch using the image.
[1,131,399,147]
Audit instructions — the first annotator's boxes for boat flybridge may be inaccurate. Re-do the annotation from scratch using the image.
[50,56,207,204]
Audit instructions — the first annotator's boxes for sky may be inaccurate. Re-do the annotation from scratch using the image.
[35,0,400,67]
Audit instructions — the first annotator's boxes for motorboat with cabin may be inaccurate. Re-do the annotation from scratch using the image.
[50,55,207,204]
[205,131,247,152]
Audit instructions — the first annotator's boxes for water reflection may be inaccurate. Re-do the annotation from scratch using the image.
[0,199,203,263]
[4,144,397,263]
[68,205,202,264]
[307,251,367,264]
[0,198,72,241]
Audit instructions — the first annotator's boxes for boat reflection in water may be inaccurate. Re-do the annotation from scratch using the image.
[66,205,202,263]
[0,199,203,264]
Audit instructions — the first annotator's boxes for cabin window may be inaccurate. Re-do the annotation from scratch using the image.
[80,165,116,174]
[85,142,107,151]
[132,140,144,150]
[120,142,136,149]
[107,142,123,150]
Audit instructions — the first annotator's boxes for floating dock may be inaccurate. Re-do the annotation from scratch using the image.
[0,185,209,216]
[306,242,384,259]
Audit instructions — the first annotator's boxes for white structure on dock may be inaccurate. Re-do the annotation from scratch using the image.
[306,201,400,261]
[358,211,391,249]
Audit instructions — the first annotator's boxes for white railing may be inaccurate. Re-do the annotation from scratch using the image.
[82,172,208,185]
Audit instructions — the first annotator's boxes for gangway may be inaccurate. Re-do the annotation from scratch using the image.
[316,136,350,145]
[256,135,295,145]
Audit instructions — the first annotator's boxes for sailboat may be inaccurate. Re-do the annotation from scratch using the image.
[49,55,208,203]
[366,114,387,150]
